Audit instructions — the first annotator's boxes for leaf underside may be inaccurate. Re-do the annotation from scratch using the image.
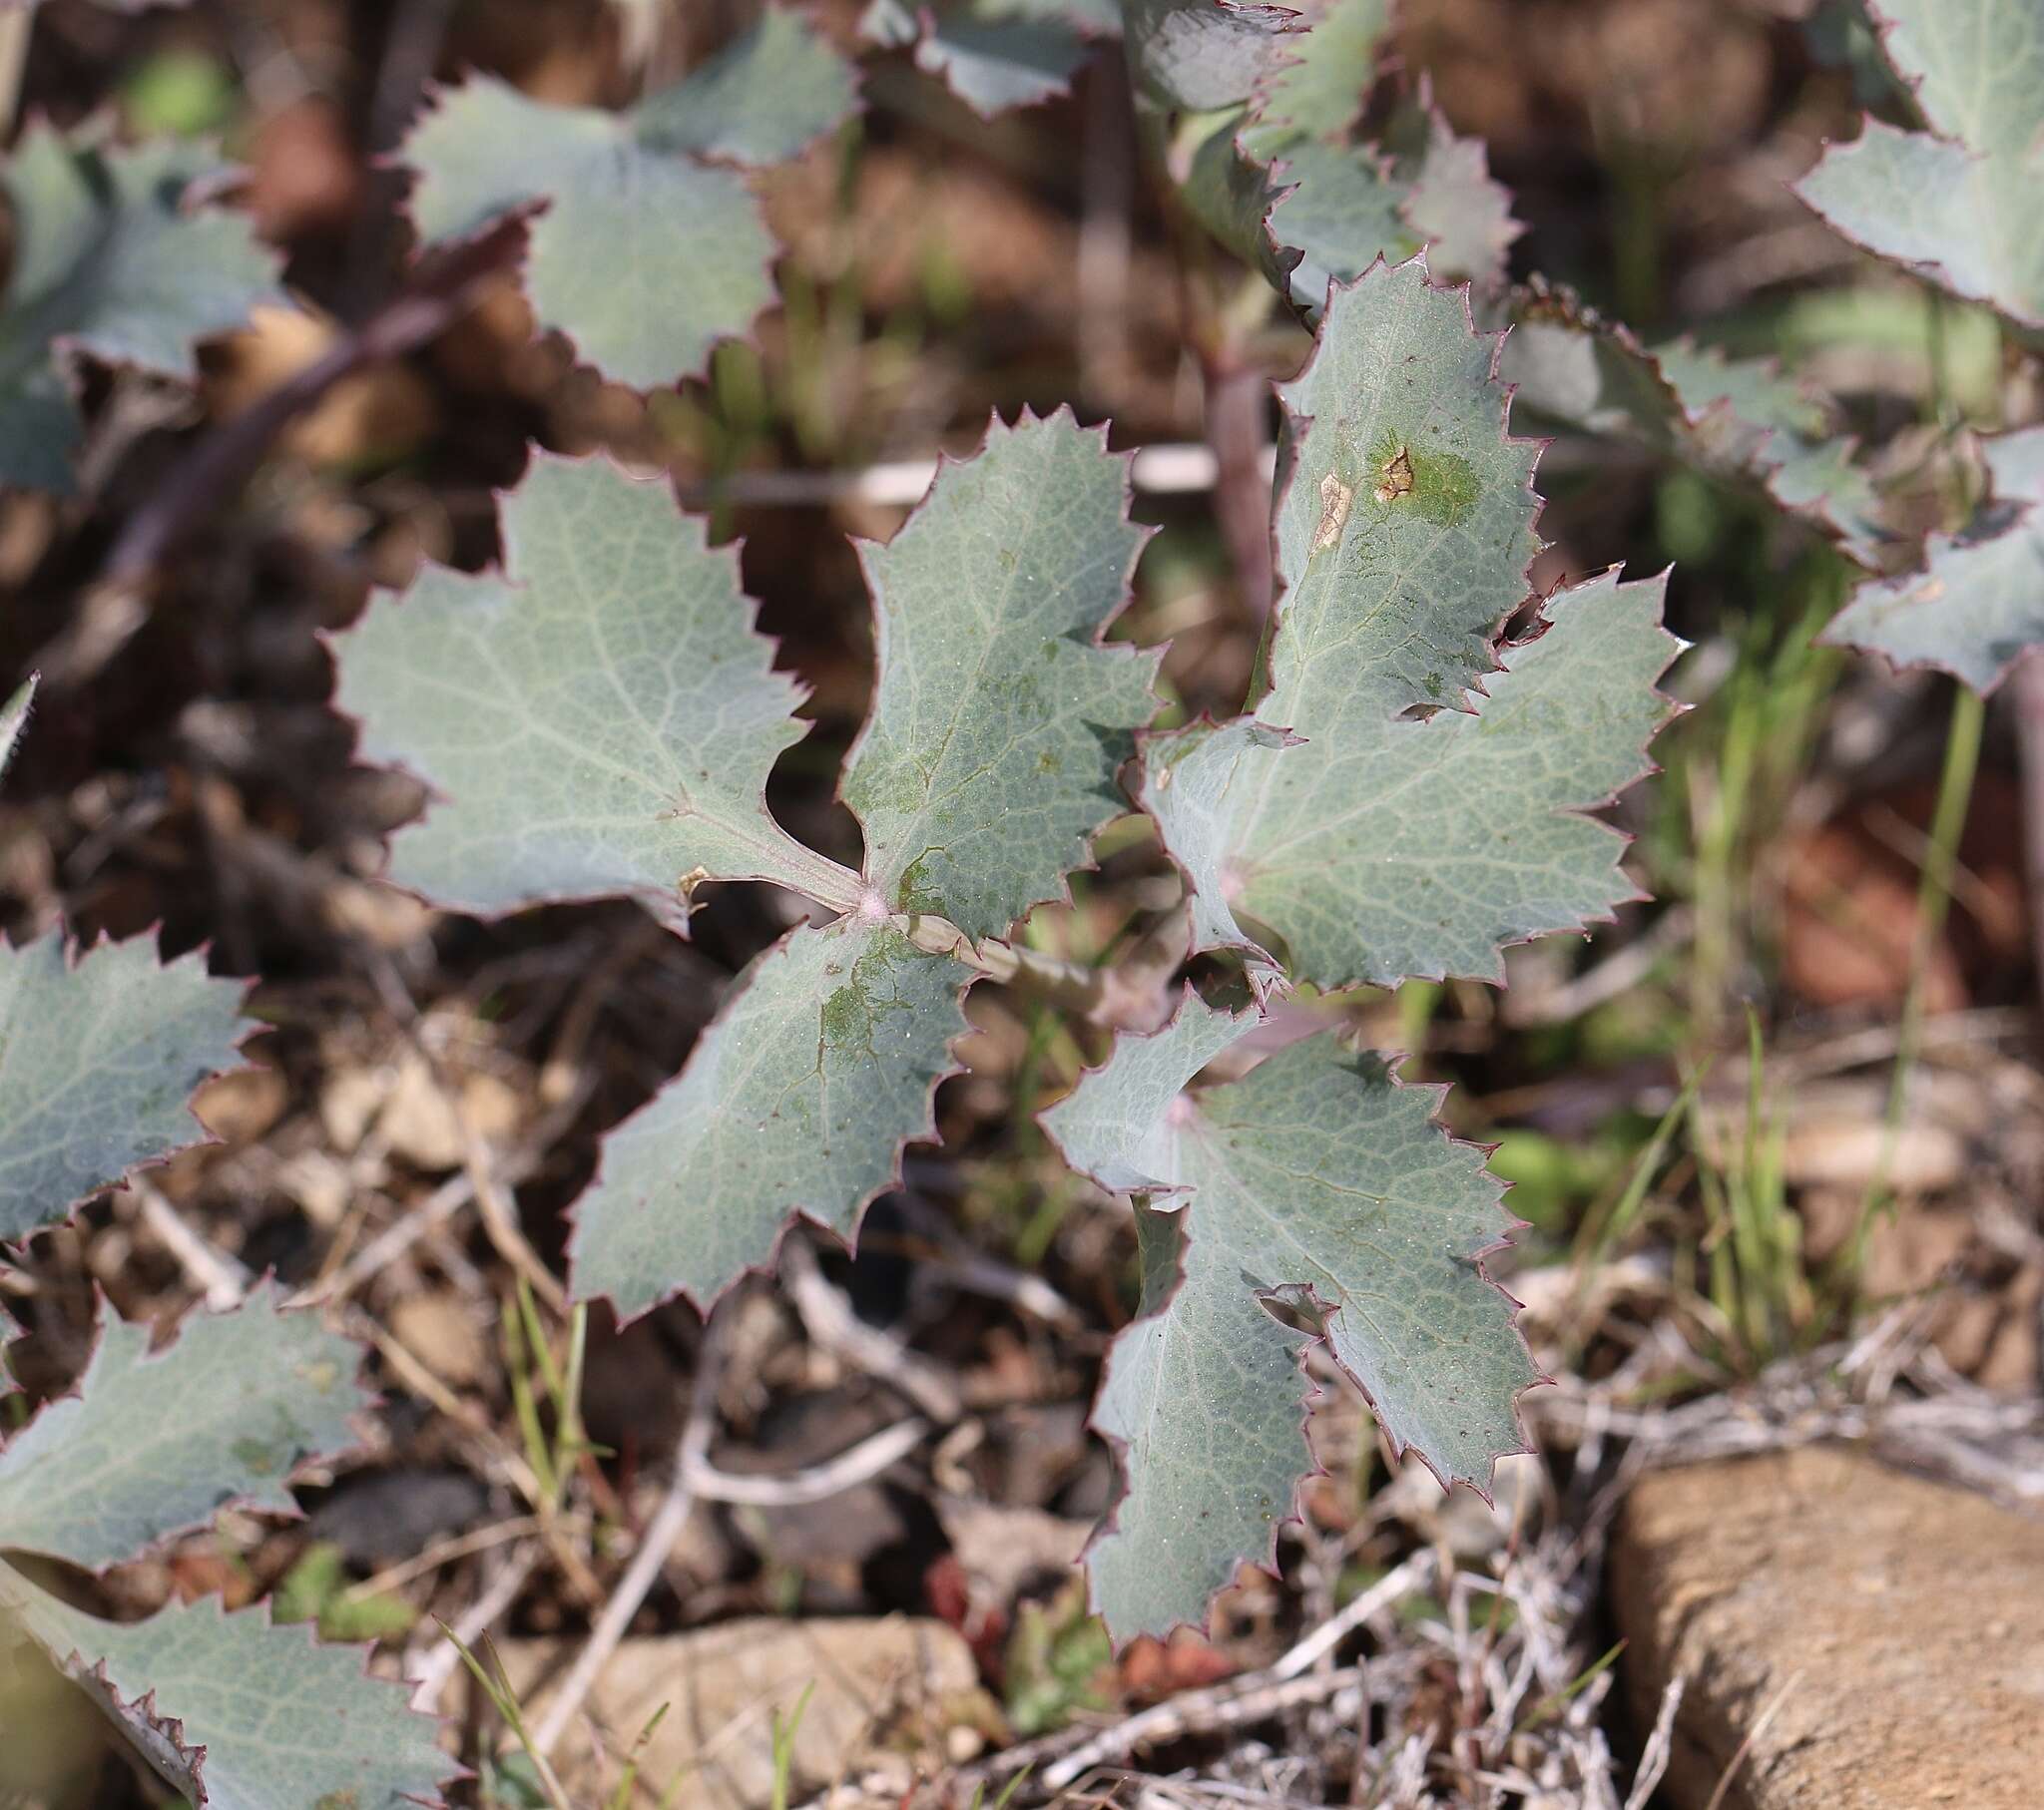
[400,8,857,385]
[335,452,852,917]
[0,1569,453,1810]
[1823,426,2044,692]
[1794,0,2044,326]
[567,919,971,1319]
[0,127,279,492]
[1046,997,1534,1642]
[0,933,252,1245]
[0,1284,368,1571]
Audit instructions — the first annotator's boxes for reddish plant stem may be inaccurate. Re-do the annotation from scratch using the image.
[1205,354,1275,618]
[2015,654,2044,1009]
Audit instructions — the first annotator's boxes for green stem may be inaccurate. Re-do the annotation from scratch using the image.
[1842,681,1985,1277]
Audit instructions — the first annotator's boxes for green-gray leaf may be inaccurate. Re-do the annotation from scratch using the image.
[0,933,251,1244]
[334,453,861,919]
[1793,0,2044,326]
[843,411,1159,941]
[1650,337,1883,557]
[1499,288,1882,558]
[1144,567,1679,987]
[0,676,33,780]
[1123,0,1299,111]
[568,919,970,1319]
[908,1,1106,114]
[1256,0,1391,141]
[0,1568,452,1810]
[401,8,857,385]
[1047,998,1533,1642]
[1278,256,1538,725]
[0,1285,366,1570]
[1822,426,2044,691]
[1183,0,1513,311]
[0,127,280,492]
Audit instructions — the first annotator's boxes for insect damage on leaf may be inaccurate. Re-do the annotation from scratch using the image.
[1312,472,1354,550]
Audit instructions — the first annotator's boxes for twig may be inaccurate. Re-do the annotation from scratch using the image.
[1077,45,1135,401]
[1269,1554,1435,1681]
[529,1307,725,1757]
[292,1169,479,1308]
[345,1513,557,1602]
[106,214,528,589]
[1204,361,1276,617]
[131,1178,253,1311]
[1624,1677,1685,1810]
[1701,1671,1799,1810]
[1502,906,1695,1028]
[36,218,530,691]
[782,1236,960,1422]
[363,952,568,1316]
[674,441,1270,511]
[683,1415,927,1507]
[1039,1666,1370,1791]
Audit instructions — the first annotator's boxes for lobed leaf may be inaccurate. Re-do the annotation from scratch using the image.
[1499,285,1883,558]
[1650,338,1883,558]
[0,933,252,1245]
[567,919,971,1319]
[1168,1,1516,310]
[1145,566,1680,986]
[0,127,280,492]
[400,7,857,386]
[1267,258,1541,721]
[1045,997,1533,1642]
[1793,0,2044,327]
[334,452,861,919]
[0,1285,367,1571]
[1822,426,2044,692]
[1134,261,1678,990]
[844,410,1160,941]
[1123,0,1300,111]
[0,1568,452,1810]
[1255,0,1389,140]
[896,0,1115,115]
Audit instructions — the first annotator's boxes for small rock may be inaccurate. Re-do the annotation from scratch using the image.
[494,1615,982,1809]
[191,1063,288,1146]
[389,1293,490,1388]
[1612,1445,2044,1808]
[308,1467,489,1566]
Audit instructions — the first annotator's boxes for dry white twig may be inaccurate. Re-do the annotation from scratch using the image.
[529,1315,723,1757]
[683,1416,928,1508]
